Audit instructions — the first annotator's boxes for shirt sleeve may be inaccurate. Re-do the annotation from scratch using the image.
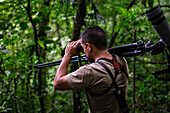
[66,65,94,92]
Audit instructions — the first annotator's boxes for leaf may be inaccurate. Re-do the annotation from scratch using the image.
[28,42,36,46]
[11,30,18,34]
[45,40,54,44]
[20,22,28,31]
[40,57,44,63]
[38,40,45,49]
[13,15,22,21]
[33,17,41,23]
[33,57,38,64]
[41,26,51,30]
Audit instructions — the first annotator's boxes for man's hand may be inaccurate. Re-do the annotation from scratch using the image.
[53,40,80,90]
[65,40,80,58]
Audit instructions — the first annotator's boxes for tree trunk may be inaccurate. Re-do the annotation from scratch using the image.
[72,0,86,41]
[24,0,50,112]
[37,1,51,113]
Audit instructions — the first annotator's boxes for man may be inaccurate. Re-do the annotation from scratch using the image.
[53,26,129,113]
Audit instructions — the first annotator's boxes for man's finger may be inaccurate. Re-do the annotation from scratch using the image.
[75,40,80,47]
[70,41,76,46]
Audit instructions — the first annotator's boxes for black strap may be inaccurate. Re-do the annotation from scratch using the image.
[98,62,118,89]
[88,61,118,97]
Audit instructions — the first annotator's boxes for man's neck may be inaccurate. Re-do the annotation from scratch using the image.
[93,50,112,63]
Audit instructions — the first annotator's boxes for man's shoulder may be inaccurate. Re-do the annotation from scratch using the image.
[77,62,104,75]
[81,62,101,69]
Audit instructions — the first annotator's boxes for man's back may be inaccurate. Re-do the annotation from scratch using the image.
[67,55,129,113]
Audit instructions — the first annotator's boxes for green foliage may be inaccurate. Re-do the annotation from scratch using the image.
[0,0,170,113]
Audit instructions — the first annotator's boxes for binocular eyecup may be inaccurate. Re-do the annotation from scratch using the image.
[76,44,84,53]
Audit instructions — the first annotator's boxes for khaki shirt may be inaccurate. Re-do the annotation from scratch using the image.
[67,55,129,113]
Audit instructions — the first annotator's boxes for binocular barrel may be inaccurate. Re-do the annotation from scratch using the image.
[146,6,170,47]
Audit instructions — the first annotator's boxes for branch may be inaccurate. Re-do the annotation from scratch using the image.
[23,0,39,58]
[108,30,119,48]
[160,5,170,8]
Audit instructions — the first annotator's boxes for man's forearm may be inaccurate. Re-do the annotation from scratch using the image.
[54,55,71,86]
[53,40,80,89]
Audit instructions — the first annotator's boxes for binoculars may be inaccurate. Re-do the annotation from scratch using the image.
[61,44,84,57]
[76,44,84,54]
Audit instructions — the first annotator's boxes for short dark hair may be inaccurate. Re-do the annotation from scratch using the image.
[80,26,107,50]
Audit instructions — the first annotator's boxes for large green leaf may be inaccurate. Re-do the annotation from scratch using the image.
[38,40,45,49]
[28,42,36,46]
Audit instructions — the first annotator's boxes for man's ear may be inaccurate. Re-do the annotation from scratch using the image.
[86,43,92,52]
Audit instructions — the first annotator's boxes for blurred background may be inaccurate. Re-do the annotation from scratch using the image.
[0,0,169,112]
